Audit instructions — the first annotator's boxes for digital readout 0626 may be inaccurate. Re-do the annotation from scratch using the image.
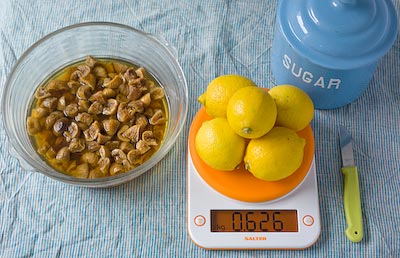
[210,210,298,232]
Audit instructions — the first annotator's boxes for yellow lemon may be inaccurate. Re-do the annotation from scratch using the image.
[244,127,306,181]
[198,74,257,118]
[268,84,314,131]
[195,117,246,171]
[226,87,277,139]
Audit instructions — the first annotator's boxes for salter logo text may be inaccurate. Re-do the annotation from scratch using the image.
[244,236,267,241]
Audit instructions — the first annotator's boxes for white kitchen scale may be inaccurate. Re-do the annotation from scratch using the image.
[187,108,321,250]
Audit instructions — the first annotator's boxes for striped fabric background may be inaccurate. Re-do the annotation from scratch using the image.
[0,0,399,257]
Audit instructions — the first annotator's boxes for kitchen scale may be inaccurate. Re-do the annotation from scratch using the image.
[187,108,321,249]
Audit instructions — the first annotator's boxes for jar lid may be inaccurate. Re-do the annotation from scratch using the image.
[278,0,398,69]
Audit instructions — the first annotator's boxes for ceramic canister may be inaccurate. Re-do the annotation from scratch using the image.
[271,0,398,109]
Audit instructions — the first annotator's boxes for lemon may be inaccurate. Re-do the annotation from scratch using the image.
[195,117,246,171]
[268,84,314,131]
[198,74,257,118]
[244,127,306,181]
[226,87,277,139]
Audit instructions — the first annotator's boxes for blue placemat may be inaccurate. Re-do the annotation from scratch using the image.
[0,0,399,257]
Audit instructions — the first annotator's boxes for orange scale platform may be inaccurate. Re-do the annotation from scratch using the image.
[188,107,314,203]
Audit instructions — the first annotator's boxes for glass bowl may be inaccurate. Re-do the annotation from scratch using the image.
[1,22,188,187]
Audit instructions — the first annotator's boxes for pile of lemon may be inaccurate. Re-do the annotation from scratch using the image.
[195,74,314,181]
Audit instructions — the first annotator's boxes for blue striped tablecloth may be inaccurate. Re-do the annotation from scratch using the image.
[0,1,399,257]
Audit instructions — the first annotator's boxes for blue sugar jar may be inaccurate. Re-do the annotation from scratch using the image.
[271,0,398,109]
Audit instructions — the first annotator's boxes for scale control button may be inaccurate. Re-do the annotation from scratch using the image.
[194,215,206,227]
[302,215,314,226]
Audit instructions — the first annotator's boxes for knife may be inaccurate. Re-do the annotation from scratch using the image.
[338,126,363,242]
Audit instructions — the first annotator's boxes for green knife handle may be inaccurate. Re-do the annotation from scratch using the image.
[342,166,363,242]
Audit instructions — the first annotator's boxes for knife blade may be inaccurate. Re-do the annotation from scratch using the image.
[338,126,363,242]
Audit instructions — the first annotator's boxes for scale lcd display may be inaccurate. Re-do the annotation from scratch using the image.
[211,210,298,232]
